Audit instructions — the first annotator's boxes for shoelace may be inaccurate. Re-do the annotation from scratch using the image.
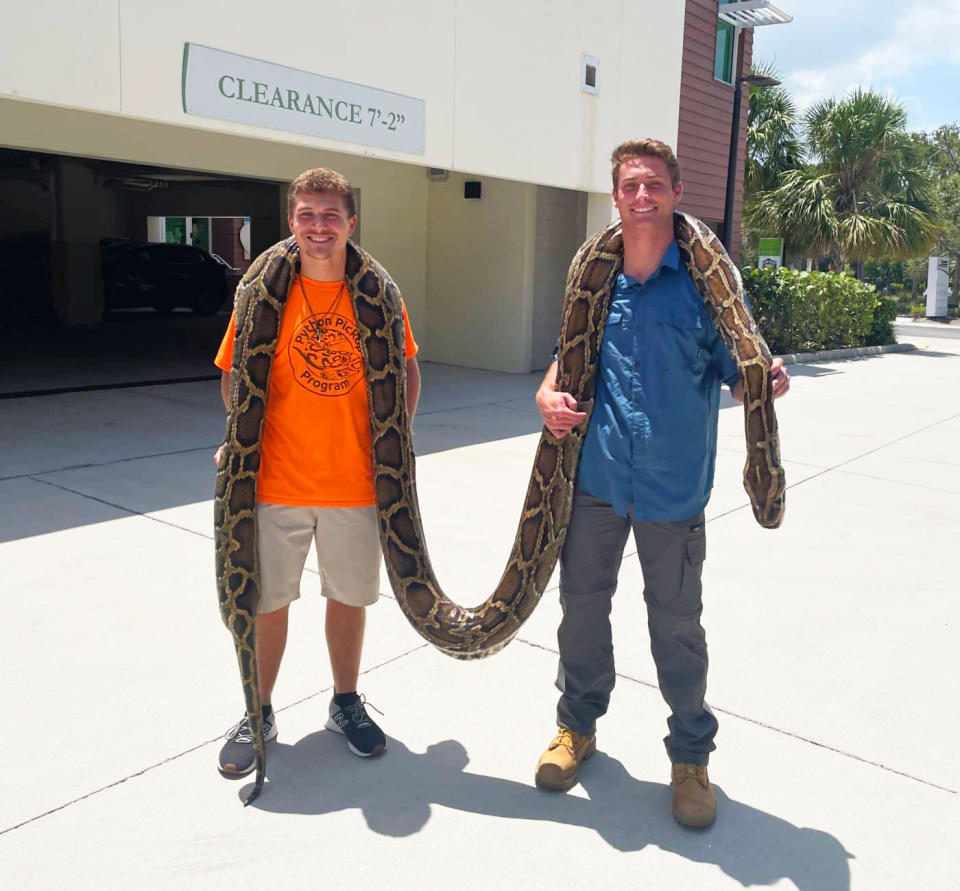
[225,717,253,743]
[341,695,383,728]
[224,713,272,743]
[550,728,577,755]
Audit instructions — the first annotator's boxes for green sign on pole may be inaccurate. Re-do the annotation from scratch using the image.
[758,237,784,269]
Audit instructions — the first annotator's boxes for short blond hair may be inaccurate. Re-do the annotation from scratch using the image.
[610,138,681,189]
[287,167,356,217]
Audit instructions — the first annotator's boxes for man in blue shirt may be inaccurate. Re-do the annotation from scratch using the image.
[534,138,790,828]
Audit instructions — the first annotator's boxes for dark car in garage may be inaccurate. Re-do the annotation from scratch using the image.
[101,242,228,315]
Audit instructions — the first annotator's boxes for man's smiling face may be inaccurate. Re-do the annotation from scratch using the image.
[288,192,357,264]
[612,156,682,232]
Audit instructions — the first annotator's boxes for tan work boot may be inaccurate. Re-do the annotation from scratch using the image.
[671,763,717,828]
[535,727,596,791]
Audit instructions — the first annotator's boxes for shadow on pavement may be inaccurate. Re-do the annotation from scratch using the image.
[412,405,545,455]
[247,733,851,890]
[0,365,544,541]
[898,350,960,359]
[776,363,839,378]
[0,310,231,396]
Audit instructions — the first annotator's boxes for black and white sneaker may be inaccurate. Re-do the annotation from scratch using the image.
[218,707,278,777]
[326,694,387,757]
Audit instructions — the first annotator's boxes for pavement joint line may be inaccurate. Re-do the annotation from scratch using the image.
[0,643,430,838]
[0,374,221,400]
[832,467,960,495]
[415,398,530,418]
[25,476,214,541]
[515,640,957,796]
[273,643,430,715]
[707,410,960,526]
[777,410,960,490]
[885,455,960,469]
[14,474,326,586]
[136,388,219,407]
[17,475,337,582]
[495,403,543,417]
[0,734,221,837]
[715,447,831,471]
[1,444,221,483]
[15,476,339,583]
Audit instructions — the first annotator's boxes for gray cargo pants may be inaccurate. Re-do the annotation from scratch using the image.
[555,488,718,764]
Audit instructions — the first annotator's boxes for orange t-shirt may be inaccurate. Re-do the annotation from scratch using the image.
[215,276,418,507]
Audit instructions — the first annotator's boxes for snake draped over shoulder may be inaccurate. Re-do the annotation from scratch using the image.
[214,212,785,804]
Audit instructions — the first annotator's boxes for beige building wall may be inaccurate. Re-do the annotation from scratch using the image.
[0,1,684,194]
[425,174,536,372]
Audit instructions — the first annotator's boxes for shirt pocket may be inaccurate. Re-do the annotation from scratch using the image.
[657,304,710,374]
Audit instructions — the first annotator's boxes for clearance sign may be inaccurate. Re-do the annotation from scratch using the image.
[181,43,425,155]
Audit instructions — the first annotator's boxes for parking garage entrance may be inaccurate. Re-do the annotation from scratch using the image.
[0,148,287,397]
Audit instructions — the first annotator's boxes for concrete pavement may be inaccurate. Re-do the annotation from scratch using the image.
[895,316,960,341]
[1,333,958,889]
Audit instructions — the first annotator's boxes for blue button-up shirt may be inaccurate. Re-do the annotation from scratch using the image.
[577,240,739,520]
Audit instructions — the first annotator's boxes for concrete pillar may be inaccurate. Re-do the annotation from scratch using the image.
[50,158,103,326]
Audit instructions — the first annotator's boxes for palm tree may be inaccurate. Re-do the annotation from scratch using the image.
[745,61,803,195]
[748,89,938,270]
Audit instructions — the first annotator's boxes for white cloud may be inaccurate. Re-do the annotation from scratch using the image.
[786,0,960,109]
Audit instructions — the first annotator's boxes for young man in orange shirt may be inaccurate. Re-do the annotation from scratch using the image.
[214,168,420,777]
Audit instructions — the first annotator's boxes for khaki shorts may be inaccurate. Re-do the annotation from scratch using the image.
[255,503,382,613]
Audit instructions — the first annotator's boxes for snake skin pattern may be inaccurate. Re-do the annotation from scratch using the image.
[214,211,785,804]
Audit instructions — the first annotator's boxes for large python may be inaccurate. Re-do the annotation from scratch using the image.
[214,211,785,804]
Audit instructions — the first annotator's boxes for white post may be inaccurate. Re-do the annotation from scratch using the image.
[926,256,949,317]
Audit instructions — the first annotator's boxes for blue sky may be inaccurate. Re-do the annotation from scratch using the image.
[751,0,960,133]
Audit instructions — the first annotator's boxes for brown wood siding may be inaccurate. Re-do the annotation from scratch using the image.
[676,0,753,261]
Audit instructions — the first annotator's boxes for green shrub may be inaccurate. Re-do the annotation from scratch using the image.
[741,267,889,353]
[865,295,897,346]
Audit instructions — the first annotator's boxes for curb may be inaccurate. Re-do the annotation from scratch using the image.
[777,342,917,366]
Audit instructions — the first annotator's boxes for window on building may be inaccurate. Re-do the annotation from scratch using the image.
[715,1,737,83]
